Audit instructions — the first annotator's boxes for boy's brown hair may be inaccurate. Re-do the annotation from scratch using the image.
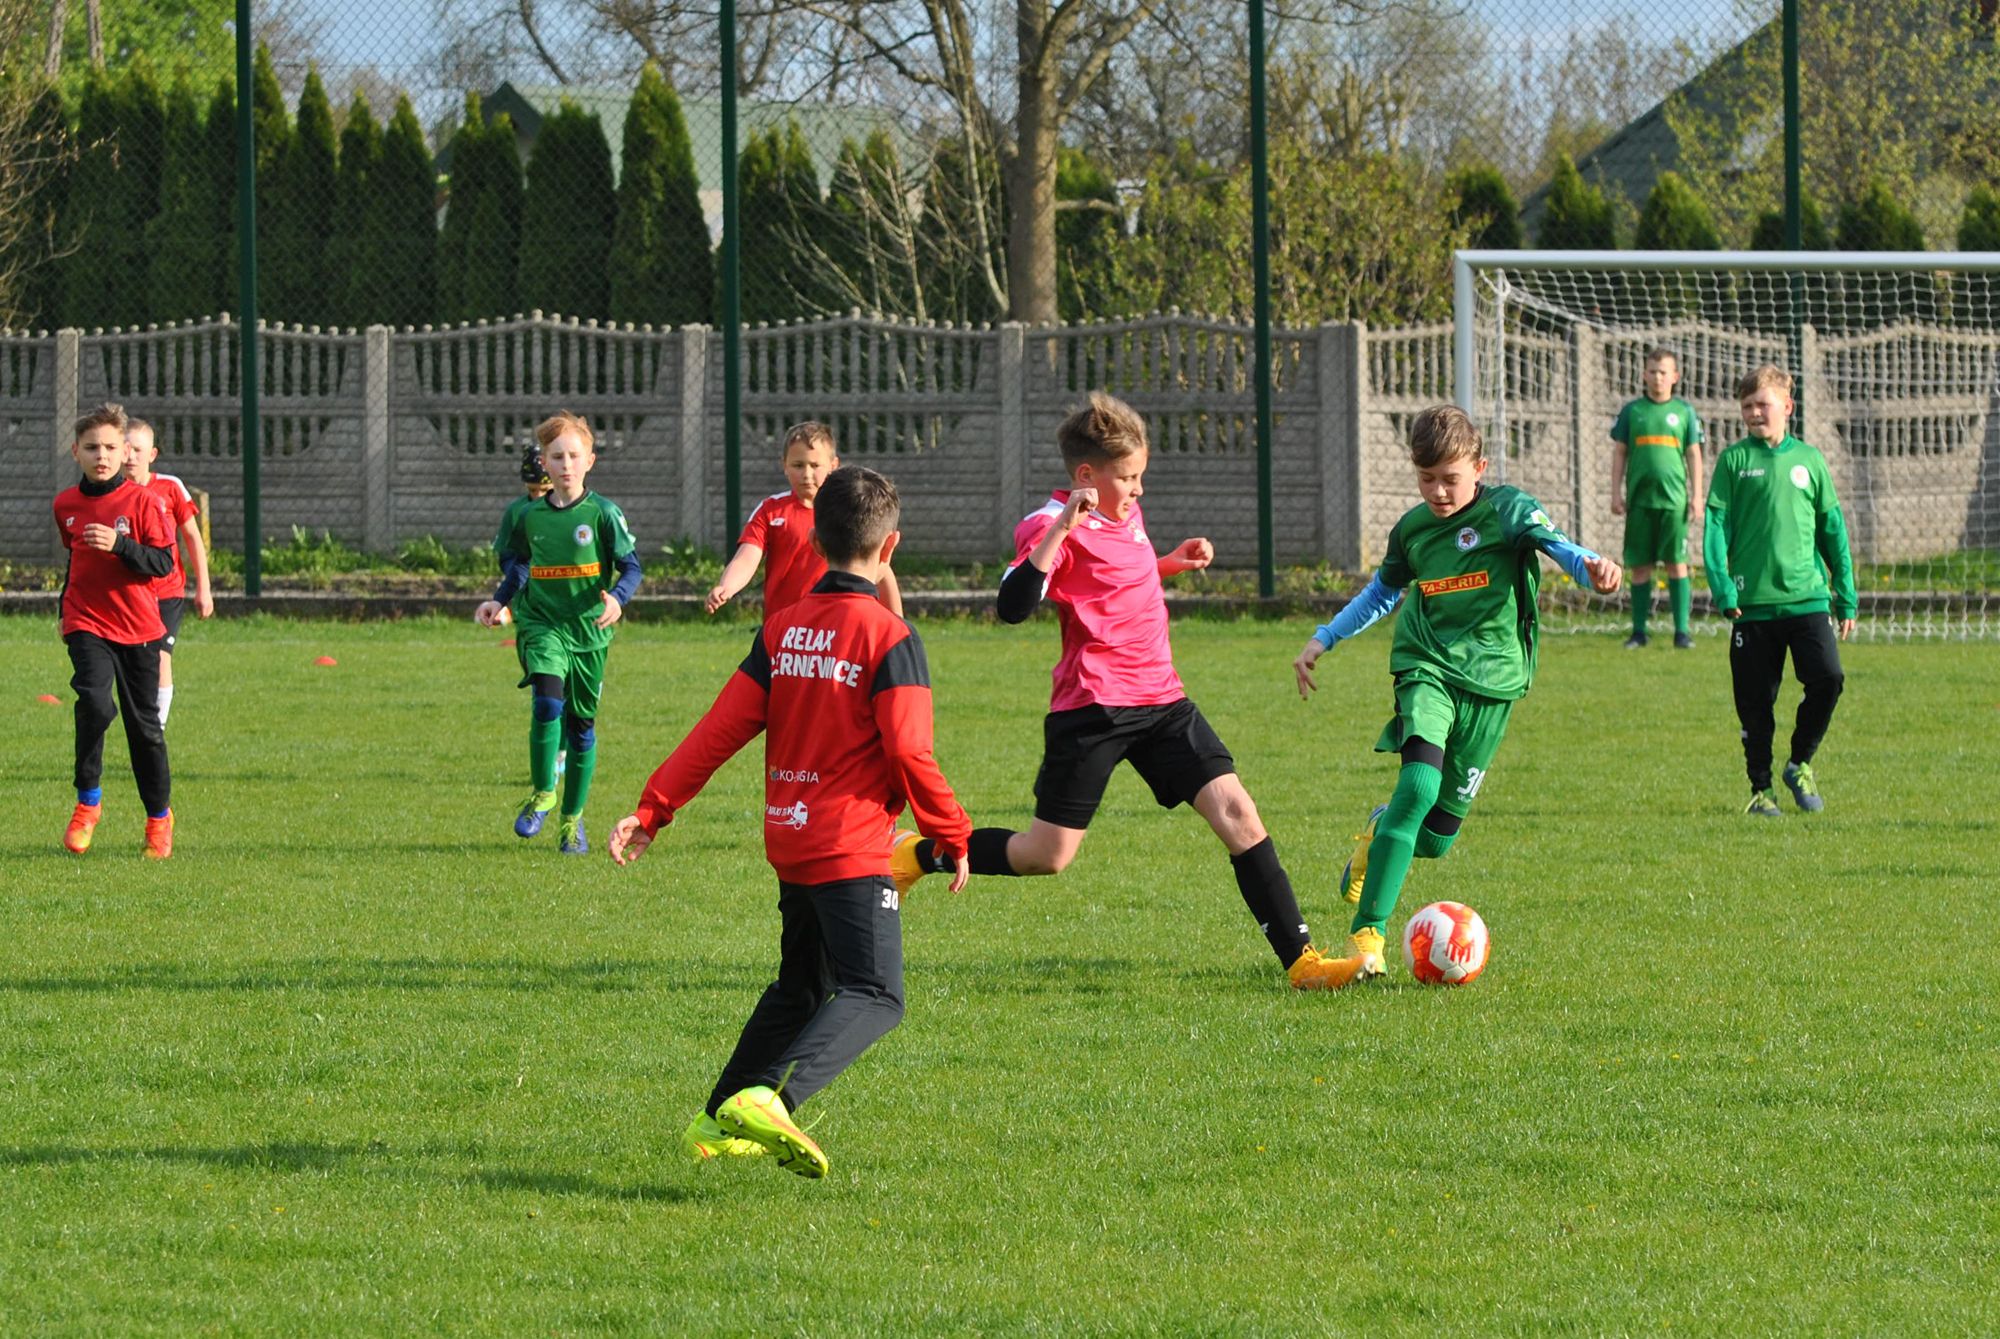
[811,465,899,564]
[1735,364,1794,401]
[1057,392,1149,471]
[783,420,837,455]
[536,410,594,451]
[74,402,129,440]
[1407,404,1485,468]
[1644,346,1678,368]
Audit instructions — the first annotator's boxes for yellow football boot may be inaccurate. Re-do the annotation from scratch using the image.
[1288,928,1387,991]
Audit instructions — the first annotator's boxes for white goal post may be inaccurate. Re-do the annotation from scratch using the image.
[1453,250,2000,639]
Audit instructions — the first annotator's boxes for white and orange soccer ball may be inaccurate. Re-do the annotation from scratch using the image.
[1402,901,1489,985]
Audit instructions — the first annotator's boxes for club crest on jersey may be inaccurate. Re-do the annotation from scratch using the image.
[65,515,76,527]
[1455,526,1480,551]
[769,515,786,526]
[573,523,593,545]
[1530,509,1555,529]
[114,516,131,535]
[1790,465,1811,489]
[1666,413,1680,427]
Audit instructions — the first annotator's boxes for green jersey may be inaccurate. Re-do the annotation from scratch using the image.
[1378,485,1574,701]
[1610,396,1703,512]
[495,490,638,649]
[1703,435,1856,622]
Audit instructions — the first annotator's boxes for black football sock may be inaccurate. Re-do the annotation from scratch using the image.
[1231,836,1311,966]
[916,828,1022,876]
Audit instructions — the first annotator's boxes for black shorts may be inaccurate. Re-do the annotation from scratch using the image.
[157,597,186,651]
[1033,698,1236,829]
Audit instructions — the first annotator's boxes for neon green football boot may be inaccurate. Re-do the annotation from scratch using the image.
[682,1111,766,1163]
[716,1086,828,1179]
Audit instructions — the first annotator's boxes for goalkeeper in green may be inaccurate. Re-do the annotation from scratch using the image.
[475,412,642,854]
[1290,405,1622,986]
[1704,365,1856,817]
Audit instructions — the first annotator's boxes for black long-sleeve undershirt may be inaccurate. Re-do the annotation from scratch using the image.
[111,533,175,578]
[996,560,1046,624]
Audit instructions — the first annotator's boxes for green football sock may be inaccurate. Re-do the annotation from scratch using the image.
[560,744,596,818]
[1414,825,1457,860]
[1351,762,1442,936]
[1632,587,1652,637]
[1669,576,1692,634]
[530,715,562,792]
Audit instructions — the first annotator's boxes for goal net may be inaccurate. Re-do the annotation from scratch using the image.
[1454,250,2000,640]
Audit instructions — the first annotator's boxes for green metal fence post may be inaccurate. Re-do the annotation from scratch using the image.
[1249,0,1274,598]
[235,0,261,596]
[1783,0,1804,416]
[720,0,742,541]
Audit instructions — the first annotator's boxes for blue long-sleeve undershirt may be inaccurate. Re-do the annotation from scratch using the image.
[1312,538,1600,649]
[608,550,642,607]
[1541,537,1599,588]
[1312,573,1402,648]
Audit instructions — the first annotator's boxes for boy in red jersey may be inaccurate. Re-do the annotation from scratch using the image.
[705,420,903,618]
[53,403,179,858]
[892,392,1351,990]
[610,466,970,1178]
[122,417,213,727]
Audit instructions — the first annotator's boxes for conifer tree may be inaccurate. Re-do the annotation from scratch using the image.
[1536,154,1617,250]
[738,121,821,323]
[1750,194,1830,249]
[5,83,69,330]
[268,68,338,323]
[330,92,383,327]
[61,61,164,327]
[147,73,216,323]
[372,96,436,329]
[518,101,614,318]
[435,92,484,322]
[1634,172,1721,250]
[1448,164,1523,250]
[206,78,239,318]
[458,112,523,320]
[609,62,712,326]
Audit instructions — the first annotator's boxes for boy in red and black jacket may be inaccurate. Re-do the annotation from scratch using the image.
[53,403,179,858]
[610,465,970,1179]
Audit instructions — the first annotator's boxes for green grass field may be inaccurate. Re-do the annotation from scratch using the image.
[2,615,1993,1334]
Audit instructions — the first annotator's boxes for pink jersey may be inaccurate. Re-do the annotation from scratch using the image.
[135,473,197,599]
[1011,492,1185,712]
[738,489,824,617]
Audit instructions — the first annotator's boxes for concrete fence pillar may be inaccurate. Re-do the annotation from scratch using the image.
[1572,323,1602,547]
[52,328,79,559]
[678,326,710,548]
[997,322,1027,547]
[362,325,391,550]
[1317,321,1365,568]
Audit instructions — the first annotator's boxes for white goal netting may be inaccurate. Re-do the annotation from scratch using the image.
[1459,252,2000,639]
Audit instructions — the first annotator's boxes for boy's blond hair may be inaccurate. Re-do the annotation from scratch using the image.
[74,402,128,440]
[1407,404,1484,468]
[1057,392,1149,471]
[536,410,594,451]
[1644,346,1678,368]
[783,420,837,455]
[1736,365,1794,401]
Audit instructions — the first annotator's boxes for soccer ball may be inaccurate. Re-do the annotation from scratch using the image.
[1402,901,1489,985]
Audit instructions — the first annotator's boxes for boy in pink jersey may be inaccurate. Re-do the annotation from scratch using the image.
[123,418,213,727]
[893,392,1352,990]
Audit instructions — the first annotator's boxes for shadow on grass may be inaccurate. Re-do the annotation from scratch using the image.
[0,1141,697,1204]
[0,956,762,995]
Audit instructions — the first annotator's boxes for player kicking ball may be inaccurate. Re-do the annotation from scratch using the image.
[891,392,1348,989]
[1293,405,1621,985]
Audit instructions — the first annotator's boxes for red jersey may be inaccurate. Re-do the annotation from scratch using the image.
[54,476,175,643]
[738,489,824,617]
[1010,493,1185,712]
[133,473,198,599]
[634,571,970,884]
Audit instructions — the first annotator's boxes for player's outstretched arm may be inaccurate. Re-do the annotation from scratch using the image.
[607,814,654,866]
[706,542,764,614]
[1295,572,1402,698]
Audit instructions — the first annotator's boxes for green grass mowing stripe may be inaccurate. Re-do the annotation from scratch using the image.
[0,616,1994,1333]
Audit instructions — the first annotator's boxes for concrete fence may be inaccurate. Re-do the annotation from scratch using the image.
[3,312,1995,566]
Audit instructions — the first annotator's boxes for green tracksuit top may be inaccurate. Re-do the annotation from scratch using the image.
[1703,434,1857,622]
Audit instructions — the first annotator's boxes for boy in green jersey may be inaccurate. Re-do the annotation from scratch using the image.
[1704,365,1856,817]
[476,412,642,853]
[1610,346,1705,649]
[1291,406,1622,986]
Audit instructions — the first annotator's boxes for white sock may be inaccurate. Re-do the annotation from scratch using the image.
[158,684,174,727]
